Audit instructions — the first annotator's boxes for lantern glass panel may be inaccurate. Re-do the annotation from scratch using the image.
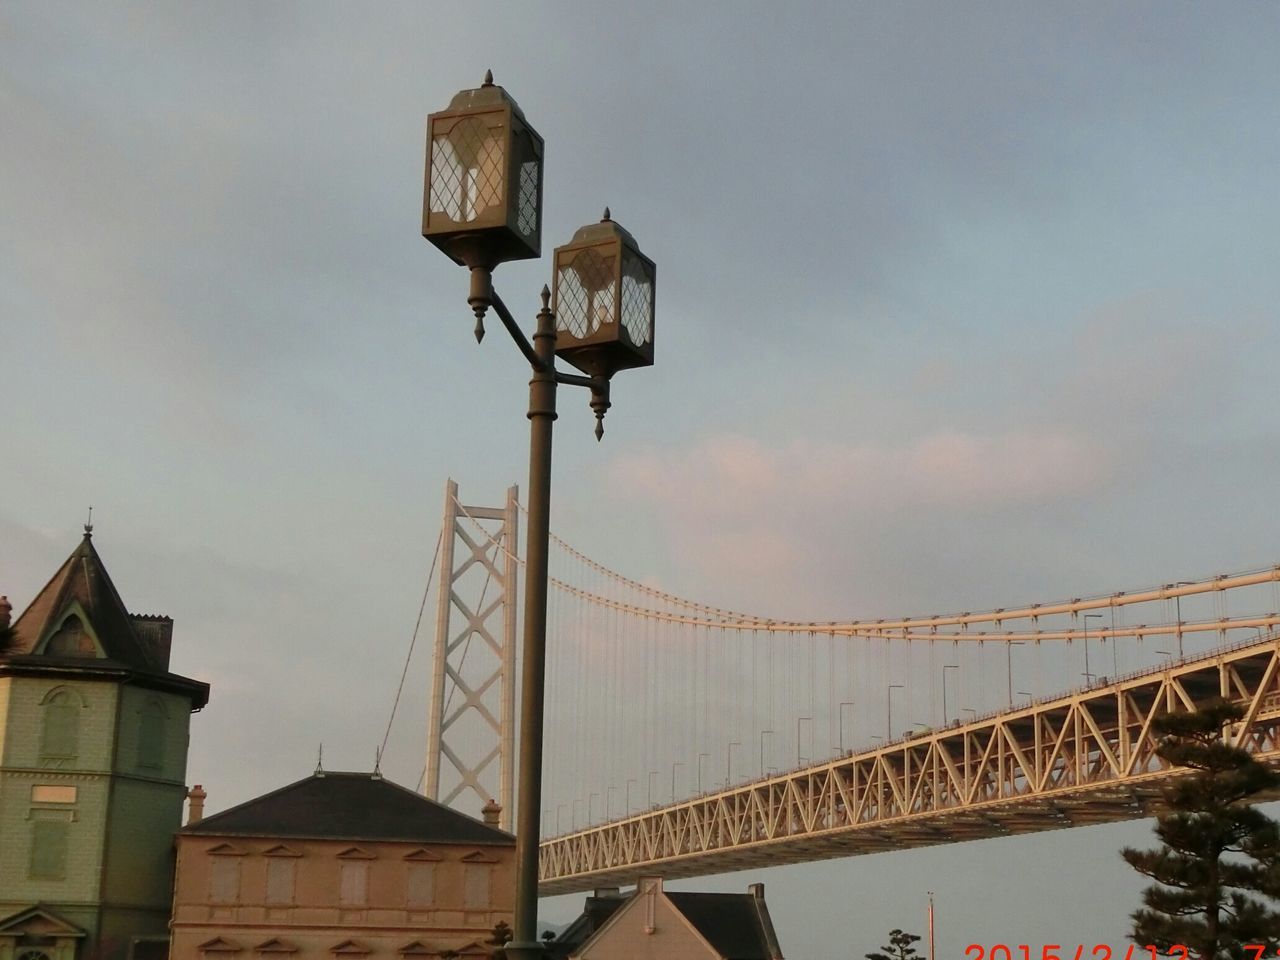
[517,159,540,239]
[555,248,618,339]
[620,254,654,347]
[429,116,506,224]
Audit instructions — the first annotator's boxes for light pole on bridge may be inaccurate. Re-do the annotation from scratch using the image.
[838,702,855,753]
[1171,581,1194,659]
[941,666,958,725]
[1005,641,1024,703]
[696,753,709,793]
[671,761,684,804]
[726,740,741,787]
[422,72,658,960]
[887,684,904,740]
[1083,614,1103,683]
[759,730,773,777]
[797,717,812,766]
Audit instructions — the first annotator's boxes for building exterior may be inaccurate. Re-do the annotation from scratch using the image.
[551,878,784,960]
[170,772,516,960]
[0,531,210,960]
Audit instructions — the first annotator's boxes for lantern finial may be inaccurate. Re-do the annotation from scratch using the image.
[541,284,551,307]
[483,69,494,86]
[602,206,611,222]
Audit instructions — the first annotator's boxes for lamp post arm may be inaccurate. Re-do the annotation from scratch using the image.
[484,282,548,373]
[483,281,613,440]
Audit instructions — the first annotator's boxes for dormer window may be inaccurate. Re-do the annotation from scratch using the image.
[44,614,94,657]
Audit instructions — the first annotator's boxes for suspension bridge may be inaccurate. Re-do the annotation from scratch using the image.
[407,481,1280,896]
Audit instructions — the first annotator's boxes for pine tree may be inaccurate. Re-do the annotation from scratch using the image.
[1121,698,1280,958]
[865,928,922,960]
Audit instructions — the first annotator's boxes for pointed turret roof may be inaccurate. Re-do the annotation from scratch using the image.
[11,528,164,672]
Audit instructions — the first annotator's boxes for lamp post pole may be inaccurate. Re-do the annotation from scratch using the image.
[759,730,774,777]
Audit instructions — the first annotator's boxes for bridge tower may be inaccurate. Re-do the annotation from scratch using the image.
[425,479,518,830]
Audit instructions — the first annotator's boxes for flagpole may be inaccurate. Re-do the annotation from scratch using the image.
[928,891,936,960]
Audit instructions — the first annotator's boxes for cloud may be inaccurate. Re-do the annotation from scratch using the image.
[603,429,1109,616]
[614,429,1105,517]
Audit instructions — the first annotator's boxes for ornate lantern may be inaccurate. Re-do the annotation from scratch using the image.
[551,209,656,379]
[423,71,544,269]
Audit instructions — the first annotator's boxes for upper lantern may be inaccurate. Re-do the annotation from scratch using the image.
[423,71,544,269]
[552,210,656,379]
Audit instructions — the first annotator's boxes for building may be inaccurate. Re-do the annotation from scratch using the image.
[170,771,516,960]
[549,878,784,960]
[0,530,210,960]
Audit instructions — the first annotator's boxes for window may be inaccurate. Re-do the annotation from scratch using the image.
[266,858,296,905]
[137,699,165,769]
[339,862,368,906]
[30,820,69,879]
[463,863,491,908]
[406,863,436,908]
[210,856,241,903]
[40,690,80,760]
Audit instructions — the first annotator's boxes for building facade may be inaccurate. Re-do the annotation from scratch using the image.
[0,531,210,960]
[171,772,516,960]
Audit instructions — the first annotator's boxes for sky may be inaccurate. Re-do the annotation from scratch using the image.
[4,1,1280,954]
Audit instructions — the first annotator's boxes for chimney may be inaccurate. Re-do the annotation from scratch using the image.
[481,799,501,826]
[749,882,765,900]
[0,596,11,630]
[187,784,207,825]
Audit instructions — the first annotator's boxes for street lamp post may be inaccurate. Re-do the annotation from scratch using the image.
[422,73,657,960]
[696,753,709,793]
[625,778,636,816]
[726,741,741,787]
[671,761,684,803]
[887,684,904,740]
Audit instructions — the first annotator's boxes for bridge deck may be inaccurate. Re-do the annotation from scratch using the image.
[539,635,1280,895]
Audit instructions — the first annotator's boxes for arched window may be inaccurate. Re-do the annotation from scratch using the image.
[40,689,81,760]
[18,949,54,960]
[137,698,166,770]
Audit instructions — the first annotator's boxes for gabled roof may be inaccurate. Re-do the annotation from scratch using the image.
[183,771,515,846]
[545,891,627,960]
[560,884,783,960]
[10,531,163,672]
[667,892,783,960]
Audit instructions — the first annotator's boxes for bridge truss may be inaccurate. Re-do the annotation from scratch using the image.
[539,632,1280,894]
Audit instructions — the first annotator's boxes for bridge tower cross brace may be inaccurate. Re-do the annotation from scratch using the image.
[425,479,519,830]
